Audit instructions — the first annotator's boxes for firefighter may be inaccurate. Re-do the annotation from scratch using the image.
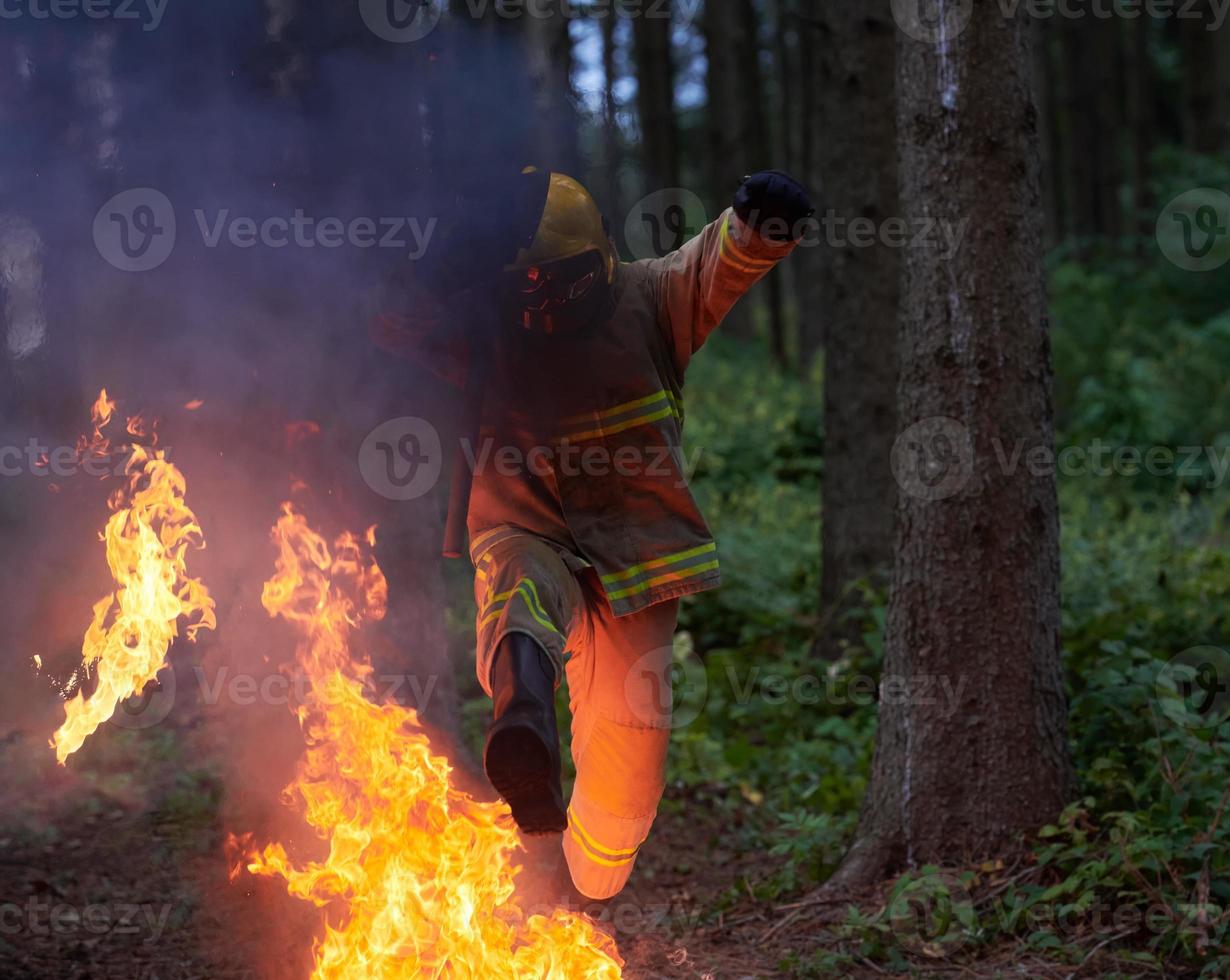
[375,169,812,900]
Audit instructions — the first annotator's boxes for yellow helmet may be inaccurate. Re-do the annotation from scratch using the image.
[502,172,618,336]
[507,172,617,281]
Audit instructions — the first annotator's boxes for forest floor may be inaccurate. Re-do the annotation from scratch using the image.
[0,696,1168,980]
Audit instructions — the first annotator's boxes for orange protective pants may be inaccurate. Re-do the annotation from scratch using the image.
[473,530,678,900]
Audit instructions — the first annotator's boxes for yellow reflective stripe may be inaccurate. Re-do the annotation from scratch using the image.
[567,405,675,443]
[568,809,639,866]
[561,390,667,427]
[515,580,561,637]
[478,601,509,628]
[569,829,636,868]
[481,580,561,636]
[607,560,720,601]
[469,526,508,559]
[600,542,717,586]
[720,215,775,269]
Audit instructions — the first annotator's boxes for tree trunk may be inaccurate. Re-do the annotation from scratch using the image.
[816,1,898,655]
[701,0,755,339]
[794,1,823,365]
[632,5,678,190]
[1126,12,1155,245]
[829,2,1074,889]
[1180,2,1222,152]
[525,0,581,174]
[1033,19,1063,248]
[1061,14,1121,244]
[599,9,624,218]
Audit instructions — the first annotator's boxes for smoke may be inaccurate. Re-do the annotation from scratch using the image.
[0,215,47,360]
[0,8,585,966]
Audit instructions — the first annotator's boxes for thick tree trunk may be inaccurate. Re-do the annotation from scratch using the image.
[829,2,1074,889]
[816,1,898,654]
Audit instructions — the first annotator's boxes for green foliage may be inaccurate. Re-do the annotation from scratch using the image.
[670,169,1230,970]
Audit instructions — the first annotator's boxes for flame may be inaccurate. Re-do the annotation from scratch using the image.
[51,391,216,764]
[232,505,623,978]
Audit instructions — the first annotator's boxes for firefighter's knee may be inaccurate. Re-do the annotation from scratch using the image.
[564,717,668,900]
[472,534,581,696]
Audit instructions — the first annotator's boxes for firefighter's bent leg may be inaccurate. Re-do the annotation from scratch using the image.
[472,532,583,695]
[563,580,680,899]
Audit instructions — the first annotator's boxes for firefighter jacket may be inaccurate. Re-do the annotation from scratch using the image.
[375,209,797,617]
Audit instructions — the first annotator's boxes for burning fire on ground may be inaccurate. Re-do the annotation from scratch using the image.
[51,389,216,764]
[229,505,624,978]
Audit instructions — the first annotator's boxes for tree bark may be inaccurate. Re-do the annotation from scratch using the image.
[632,4,678,190]
[794,1,824,365]
[1126,12,1155,245]
[816,1,898,655]
[829,2,1074,889]
[701,0,755,339]
[1180,2,1223,152]
[599,9,624,218]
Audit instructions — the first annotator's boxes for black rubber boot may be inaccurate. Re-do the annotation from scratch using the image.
[483,633,567,835]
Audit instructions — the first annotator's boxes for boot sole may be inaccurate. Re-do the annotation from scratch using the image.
[485,725,567,836]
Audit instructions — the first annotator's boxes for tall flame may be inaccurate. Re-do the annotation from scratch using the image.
[52,391,216,764]
[232,505,623,978]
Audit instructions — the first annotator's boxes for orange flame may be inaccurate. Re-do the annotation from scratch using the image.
[52,391,216,764]
[232,505,623,978]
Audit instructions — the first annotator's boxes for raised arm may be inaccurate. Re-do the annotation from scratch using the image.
[651,170,813,375]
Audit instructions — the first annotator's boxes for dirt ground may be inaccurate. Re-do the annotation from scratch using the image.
[0,675,807,980]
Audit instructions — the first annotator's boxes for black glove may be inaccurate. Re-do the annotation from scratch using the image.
[733,170,814,242]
